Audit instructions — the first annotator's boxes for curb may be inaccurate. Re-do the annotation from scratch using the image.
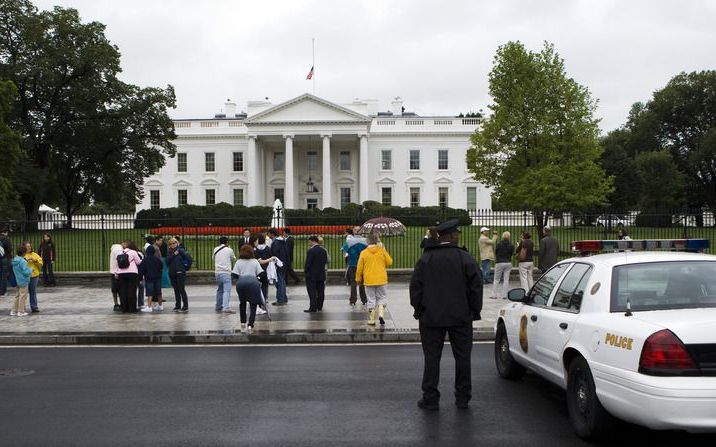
[0,327,495,345]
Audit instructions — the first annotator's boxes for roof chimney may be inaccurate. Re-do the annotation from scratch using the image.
[224,99,237,118]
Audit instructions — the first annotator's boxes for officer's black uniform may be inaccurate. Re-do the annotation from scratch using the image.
[409,219,482,409]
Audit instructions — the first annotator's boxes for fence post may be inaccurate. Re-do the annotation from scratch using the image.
[101,215,107,271]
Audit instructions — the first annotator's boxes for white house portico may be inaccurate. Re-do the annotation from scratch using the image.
[138,93,491,211]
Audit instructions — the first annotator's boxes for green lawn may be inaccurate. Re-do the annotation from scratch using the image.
[13,224,716,272]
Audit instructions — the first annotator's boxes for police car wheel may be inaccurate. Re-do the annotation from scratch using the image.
[494,324,525,380]
[566,356,613,440]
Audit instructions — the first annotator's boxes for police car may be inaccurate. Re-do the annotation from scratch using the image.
[494,239,716,439]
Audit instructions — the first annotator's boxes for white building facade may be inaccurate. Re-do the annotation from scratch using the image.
[137,94,491,212]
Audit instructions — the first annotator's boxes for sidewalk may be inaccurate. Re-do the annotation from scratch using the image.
[0,280,508,345]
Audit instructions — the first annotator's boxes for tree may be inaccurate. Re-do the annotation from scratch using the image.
[0,0,176,226]
[641,71,716,210]
[599,129,639,210]
[466,41,612,232]
[0,79,21,207]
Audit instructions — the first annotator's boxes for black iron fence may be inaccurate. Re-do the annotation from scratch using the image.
[3,210,714,272]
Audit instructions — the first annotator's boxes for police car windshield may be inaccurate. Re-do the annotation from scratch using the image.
[611,261,716,312]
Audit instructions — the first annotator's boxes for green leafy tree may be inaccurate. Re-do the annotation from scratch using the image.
[599,129,639,210]
[0,0,176,226]
[466,41,612,231]
[0,79,21,207]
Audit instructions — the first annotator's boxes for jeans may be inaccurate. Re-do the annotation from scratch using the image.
[170,273,188,309]
[480,259,493,284]
[274,268,287,303]
[347,266,367,304]
[492,262,512,299]
[42,260,56,285]
[0,257,8,295]
[518,262,535,291]
[28,277,40,311]
[215,272,232,311]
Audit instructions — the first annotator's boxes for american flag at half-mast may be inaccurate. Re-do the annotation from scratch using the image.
[306,66,314,80]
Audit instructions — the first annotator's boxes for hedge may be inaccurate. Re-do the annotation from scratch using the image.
[135,202,472,228]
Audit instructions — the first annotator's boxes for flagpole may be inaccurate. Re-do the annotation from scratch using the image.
[312,37,315,95]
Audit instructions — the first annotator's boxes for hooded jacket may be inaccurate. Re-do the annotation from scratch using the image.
[12,256,32,287]
[356,244,393,286]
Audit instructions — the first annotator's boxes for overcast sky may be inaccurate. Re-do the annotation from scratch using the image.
[32,0,716,132]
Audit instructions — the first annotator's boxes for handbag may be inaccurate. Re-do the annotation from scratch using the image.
[9,269,17,287]
[518,245,528,262]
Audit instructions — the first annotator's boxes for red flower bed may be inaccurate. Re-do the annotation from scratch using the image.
[153,225,354,236]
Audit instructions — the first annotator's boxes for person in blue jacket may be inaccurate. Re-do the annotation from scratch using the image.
[167,237,191,312]
[11,246,32,316]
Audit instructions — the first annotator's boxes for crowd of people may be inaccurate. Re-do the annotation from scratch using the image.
[2,222,561,325]
[2,228,57,317]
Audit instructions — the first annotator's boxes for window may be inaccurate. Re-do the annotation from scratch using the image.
[611,261,716,312]
[409,150,420,170]
[233,152,244,172]
[552,264,592,312]
[438,150,449,170]
[410,187,420,207]
[177,189,188,206]
[528,264,569,306]
[177,153,187,172]
[205,189,215,205]
[381,187,392,206]
[340,187,351,208]
[339,151,351,171]
[307,198,318,209]
[438,187,448,207]
[307,151,318,172]
[274,188,284,204]
[381,150,392,170]
[205,152,215,172]
[150,190,160,209]
[466,187,477,210]
[233,188,244,206]
[273,152,285,171]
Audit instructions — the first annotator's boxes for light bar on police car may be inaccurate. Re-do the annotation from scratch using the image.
[571,239,710,253]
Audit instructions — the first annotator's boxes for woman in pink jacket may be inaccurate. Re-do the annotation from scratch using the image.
[112,240,143,313]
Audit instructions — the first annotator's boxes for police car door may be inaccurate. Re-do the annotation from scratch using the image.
[521,263,571,373]
[536,263,593,385]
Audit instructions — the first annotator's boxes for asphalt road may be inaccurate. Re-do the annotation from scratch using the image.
[0,344,714,446]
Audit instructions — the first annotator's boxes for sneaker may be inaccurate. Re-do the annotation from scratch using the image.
[16,311,28,317]
[222,309,236,314]
[256,307,267,315]
[172,307,181,312]
[240,323,246,329]
[113,304,121,311]
[246,325,253,333]
[379,316,385,325]
[141,306,153,312]
[9,311,17,316]
[155,305,163,311]
[31,308,40,313]
[180,307,188,313]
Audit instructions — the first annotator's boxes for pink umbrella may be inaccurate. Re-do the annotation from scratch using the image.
[357,217,407,236]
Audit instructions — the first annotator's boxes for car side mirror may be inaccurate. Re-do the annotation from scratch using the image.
[507,288,527,302]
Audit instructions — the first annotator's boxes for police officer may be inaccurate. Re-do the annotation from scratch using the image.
[409,218,483,410]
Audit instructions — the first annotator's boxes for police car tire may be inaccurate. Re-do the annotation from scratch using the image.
[566,356,613,440]
[494,324,526,380]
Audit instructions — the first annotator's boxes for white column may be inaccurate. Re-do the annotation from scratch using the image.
[284,134,295,209]
[321,133,332,208]
[247,135,257,206]
[359,134,369,203]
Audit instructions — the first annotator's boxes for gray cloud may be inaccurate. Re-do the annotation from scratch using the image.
[31,0,716,132]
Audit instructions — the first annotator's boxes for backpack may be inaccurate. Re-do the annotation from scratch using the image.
[518,245,528,262]
[181,251,193,271]
[117,252,130,269]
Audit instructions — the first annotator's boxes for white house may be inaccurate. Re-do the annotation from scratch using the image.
[137,94,491,212]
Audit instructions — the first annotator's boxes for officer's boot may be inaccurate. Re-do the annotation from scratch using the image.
[377,304,385,325]
[367,308,376,325]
